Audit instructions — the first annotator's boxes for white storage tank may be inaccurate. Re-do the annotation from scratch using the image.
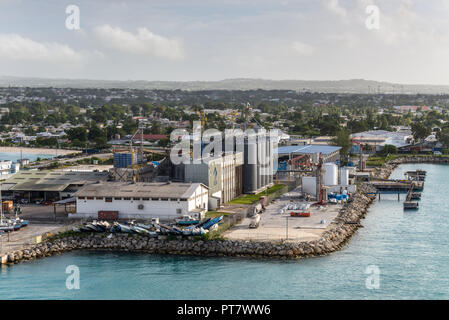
[340,167,350,186]
[302,176,317,196]
[323,163,338,186]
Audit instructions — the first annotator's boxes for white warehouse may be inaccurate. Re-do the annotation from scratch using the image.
[71,181,209,221]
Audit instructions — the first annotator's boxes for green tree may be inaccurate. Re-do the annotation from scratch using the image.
[331,129,351,162]
[411,122,431,142]
[379,144,397,156]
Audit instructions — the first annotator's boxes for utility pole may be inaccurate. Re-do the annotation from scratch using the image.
[285,215,288,240]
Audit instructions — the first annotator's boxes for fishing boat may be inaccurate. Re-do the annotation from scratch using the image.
[175,215,201,226]
[130,224,152,235]
[202,215,223,229]
[116,222,133,233]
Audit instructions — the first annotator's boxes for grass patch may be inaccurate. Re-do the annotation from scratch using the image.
[228,184,286,205]
[206,211,231,218]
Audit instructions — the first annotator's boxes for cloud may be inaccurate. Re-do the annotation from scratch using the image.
[324,0,347,18]
[93,25,184,60]
[0,33,86,63]
[291,41,315,56]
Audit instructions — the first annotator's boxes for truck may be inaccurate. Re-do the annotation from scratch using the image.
[249,214,261,228]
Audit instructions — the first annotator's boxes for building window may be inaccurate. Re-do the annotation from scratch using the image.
[105,197,112,202]
[142,197,149,201]
[78,197,85,200]
[160,198,168,201]
[179,198,187,202]
[133,197,141,201]
[96,197,103,200]
[114,197,122,200]
[151,198,159,201]
[176,208,182,214]
[124,197,131,200]
[87,197,94,200]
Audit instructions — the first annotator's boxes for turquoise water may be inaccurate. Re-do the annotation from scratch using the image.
[0,152,54,162]
[1,163,449,300]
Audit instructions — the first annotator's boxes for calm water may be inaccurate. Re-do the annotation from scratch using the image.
[1,163,449,300]
[0,152,54,162]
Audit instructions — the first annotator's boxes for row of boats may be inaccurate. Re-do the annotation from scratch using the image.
[0,216,29,232]
[74,215,224,237]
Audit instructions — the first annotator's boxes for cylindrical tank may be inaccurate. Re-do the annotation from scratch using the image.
[340,167,350,186]
[243,138,258,193]
[323,163,338,186]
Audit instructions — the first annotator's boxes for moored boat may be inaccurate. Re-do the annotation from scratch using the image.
[175,215,201,226]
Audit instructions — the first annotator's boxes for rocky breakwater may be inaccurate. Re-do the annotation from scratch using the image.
[2,184,377,264]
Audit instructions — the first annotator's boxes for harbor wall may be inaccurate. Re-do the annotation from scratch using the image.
[0,184,376,263]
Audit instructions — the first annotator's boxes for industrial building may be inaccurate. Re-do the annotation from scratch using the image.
[301,164,356,198]
[71,181,209,220]
[184,152,243,205]
[0,170,109,202]
[276,145,342,165]
[350,130,413,152]
[241,130,275,194]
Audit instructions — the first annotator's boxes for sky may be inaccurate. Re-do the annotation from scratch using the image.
[0,0,449,84]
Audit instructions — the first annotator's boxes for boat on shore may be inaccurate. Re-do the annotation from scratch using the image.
[175,215,201,226]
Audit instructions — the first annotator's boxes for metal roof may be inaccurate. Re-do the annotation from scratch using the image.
[275,145,341,155]
[2,170,109,192]
[75,181,208,199]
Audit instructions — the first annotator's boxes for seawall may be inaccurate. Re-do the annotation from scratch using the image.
[1,183,376,263]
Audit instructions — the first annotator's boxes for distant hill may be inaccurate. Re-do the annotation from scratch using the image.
[1,76,449,94]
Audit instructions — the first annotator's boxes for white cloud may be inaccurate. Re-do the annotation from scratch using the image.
[93,25,184,60]
[0,33,86,63]
[291,41,315,56]
[324,0,347,18]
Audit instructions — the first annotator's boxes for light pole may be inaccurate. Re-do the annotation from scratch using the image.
[285,215,288,240]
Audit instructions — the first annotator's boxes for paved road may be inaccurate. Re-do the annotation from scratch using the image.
[225,188,342,241]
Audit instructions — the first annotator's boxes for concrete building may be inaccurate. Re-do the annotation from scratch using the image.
[184,152,243,205]
[72,181,208,220]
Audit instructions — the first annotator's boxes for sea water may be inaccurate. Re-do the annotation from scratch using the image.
[1,163,449,300]
[0,152,54,162]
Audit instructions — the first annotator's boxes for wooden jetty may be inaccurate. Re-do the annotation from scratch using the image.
[405,170,426,182]
[404,182,420,210]
[370,171,425,210]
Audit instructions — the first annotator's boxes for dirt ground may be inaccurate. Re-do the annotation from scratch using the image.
[224,188,342,242]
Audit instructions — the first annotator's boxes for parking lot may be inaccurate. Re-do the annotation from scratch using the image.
[225,188,343,242]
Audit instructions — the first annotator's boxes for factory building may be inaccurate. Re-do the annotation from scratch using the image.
[184,152,243,205]
[72,181,209,220]
[0,170,109,202]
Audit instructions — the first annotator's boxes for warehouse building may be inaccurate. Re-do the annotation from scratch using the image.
[0,170,109,202]
[275,145,342,164]
[71,181,208,220]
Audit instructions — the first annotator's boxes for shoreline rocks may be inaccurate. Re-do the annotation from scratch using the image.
[1,183,376,263]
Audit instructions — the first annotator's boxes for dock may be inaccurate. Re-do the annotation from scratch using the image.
[404,182,420,210]
[370,170,425,210]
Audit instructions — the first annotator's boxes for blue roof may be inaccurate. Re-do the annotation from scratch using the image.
[275,145,341,155]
